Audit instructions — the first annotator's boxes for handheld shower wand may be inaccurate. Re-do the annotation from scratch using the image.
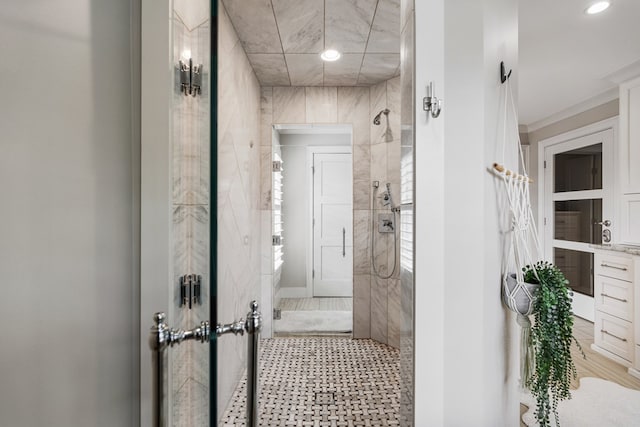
[385,183,395,209]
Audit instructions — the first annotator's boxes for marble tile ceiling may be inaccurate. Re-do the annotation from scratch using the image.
[222,0,401,86]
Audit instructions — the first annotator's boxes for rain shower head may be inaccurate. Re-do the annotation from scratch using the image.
[373,108,390,125]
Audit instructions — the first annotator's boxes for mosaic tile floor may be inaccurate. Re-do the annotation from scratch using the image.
[220,338,400,426]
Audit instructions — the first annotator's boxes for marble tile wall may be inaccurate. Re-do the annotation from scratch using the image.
[217,0,263,423]
[399,0,415,424]
[170,4,211,426]
[369,76,402,349]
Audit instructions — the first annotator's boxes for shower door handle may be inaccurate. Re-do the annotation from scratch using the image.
[342,227,346,257]
[150,301,262,427]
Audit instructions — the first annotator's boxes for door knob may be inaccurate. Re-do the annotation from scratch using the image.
[594,220,611,227]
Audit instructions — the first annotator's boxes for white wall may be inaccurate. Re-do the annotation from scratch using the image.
[0,1,140,426]
[140,0,171,424]
[414,0,519,425]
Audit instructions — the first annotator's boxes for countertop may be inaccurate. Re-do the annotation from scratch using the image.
[591,243,640,256]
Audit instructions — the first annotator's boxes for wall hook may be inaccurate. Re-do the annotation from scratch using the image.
[423,82,442,118]
[500,61,512,84]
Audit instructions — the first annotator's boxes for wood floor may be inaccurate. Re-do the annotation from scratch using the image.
[520,315,640,425]
[278,297,352,311]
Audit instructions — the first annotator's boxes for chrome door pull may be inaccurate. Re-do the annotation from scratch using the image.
[150,301,262,427]
[594,220,612,227]
[600,293,628,303]
[342,227,346,257]
[601,329,627,342]
[216,319,246,336]
[601,263,628,271]
[149,314,210,427]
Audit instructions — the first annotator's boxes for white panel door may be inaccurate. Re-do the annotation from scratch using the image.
[313,153,353,297]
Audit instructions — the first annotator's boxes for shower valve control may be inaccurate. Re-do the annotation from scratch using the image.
[378,213,395,233]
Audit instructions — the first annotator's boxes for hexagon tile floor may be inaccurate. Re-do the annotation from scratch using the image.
[220,338,400,426]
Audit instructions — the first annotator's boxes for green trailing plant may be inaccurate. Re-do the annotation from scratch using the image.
[522,261,585,427]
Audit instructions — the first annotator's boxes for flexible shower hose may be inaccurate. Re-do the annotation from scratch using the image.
[371,187,398,280]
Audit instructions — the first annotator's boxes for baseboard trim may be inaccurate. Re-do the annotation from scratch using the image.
[629,367,640,380]
[590,343,632,368]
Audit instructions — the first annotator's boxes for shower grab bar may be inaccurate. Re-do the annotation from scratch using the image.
[150,301,262,427]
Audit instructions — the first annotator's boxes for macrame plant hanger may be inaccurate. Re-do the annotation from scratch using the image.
[493,65,542,388]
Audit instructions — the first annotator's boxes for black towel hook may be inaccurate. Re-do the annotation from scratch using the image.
[500,61,512,84]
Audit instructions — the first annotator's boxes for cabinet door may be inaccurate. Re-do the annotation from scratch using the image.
[620,76,640,194]
[595,311,634,362]
[595,275,633,321]
[620,194,640,245]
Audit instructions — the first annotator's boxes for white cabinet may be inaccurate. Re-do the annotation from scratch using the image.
[619,77,640,244]
[634,257,640,376]
[595,311,634,362]
[592,251,635,365]
[620,194,640,244]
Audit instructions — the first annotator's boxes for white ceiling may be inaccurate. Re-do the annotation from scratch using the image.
[519,0,640,127]
[221,0,401,86]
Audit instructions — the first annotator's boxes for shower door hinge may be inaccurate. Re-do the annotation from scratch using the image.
[273,308,281,320]
[179,274,202,309]
[272,161,282,172]
[178,59,203,97]
[272,235,282,246]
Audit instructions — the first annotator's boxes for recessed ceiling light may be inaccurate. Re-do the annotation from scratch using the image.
[586,1,610,14]
[320,49,341,62]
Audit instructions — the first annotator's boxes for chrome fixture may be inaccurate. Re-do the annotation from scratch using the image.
[378,213,394,233]
[373,108,390,125]
[150,301,262,427]
[149,313,210,427]
[245,301,262,425]
[381,182,395,208]
[178,58,202,97]
[595,219,612,243]
[423,82,442,118]
[179,274,201,309]
[371,182,398,279]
